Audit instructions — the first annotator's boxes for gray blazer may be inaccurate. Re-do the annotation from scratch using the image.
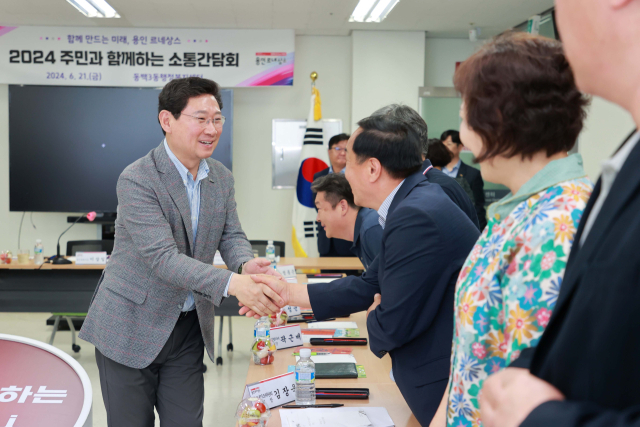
[79,142,254,369]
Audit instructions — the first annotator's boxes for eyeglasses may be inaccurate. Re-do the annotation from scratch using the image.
[183,113,226,128]
[331,146,346,152]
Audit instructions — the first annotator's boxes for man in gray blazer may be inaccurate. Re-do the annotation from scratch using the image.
[79,77,284,426]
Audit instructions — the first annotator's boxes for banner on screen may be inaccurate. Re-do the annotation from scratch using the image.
[0,26,294,87]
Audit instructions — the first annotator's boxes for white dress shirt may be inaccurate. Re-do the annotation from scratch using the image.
[580,132,640,245]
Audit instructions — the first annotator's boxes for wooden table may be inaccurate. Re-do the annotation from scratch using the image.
[244,310,419,427]
[0,256,364,271]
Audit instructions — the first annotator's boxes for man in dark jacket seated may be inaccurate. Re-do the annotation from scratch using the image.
[313,133,353,257]
[311,173,383,270]
[248,110,480,425]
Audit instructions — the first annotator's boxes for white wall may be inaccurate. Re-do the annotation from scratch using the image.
[424,38,482,87]
[0,35,352,257]
[351,31,425,131]
[579,97,636,181]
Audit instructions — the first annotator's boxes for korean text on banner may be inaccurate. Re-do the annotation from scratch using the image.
[0,26,294,87]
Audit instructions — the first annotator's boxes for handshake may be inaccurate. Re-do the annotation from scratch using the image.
[227,258,293,318]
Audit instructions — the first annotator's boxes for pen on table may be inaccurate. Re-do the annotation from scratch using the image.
[282,404,344,408]
[305,318,335,323]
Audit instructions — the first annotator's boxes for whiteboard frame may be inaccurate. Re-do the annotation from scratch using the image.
[271,118,343,189]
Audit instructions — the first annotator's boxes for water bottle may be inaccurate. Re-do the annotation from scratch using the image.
[295,348,316,405]
[34,239,44,265]
[266,240,276,267]
[251,316,275,365]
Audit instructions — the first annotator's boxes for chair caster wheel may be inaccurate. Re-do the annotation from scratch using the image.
[227,343,234,351]
[216,357,223,366]
[72,344,81,353]
[202,364,208,373]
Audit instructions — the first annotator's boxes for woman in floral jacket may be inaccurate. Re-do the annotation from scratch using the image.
[429,32,593,427]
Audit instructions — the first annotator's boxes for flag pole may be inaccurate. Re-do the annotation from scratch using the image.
[310,71,318,89]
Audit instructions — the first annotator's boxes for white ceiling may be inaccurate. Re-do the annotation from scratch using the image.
[0,0,554,38]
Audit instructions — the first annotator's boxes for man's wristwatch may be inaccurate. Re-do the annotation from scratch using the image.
[238,262,245,274]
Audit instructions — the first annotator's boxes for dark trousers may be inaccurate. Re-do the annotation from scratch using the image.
[95,310,205,427]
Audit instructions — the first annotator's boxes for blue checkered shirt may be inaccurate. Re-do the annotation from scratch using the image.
[377,180,405,229]
[164,139,233,311]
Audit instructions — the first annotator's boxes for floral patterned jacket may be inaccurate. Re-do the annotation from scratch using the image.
[446,154,593,427]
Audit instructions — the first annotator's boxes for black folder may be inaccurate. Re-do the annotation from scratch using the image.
[315,363,359,379]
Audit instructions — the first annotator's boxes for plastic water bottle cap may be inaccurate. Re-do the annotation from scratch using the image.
[268,240,274,245]
[300,348,311,358]
[260,316,269,321]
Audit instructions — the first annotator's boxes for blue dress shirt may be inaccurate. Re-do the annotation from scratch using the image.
[442,159,461,178]
[164,140,233,311]
[377,180,405,229]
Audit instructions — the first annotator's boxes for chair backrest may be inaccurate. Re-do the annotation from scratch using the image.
[66,240,115,256]
[249,240,285,257]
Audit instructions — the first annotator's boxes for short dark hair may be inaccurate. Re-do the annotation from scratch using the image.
[371,104,428,144]
[454,31,589,162]
[354,114,423,180]
[311,173,357,209]
[426,139,452,168]
[440,130,461,145]
[328,133,349,149]
[158,77,223,135]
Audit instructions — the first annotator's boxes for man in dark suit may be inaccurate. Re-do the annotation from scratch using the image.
[371,104,480,229]
[442,129,487,229]
[479,1,640,426]
[249,112,480,425]
[313,133,353,257]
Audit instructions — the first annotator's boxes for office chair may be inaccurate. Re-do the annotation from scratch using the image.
[213,240,286,366]
[48,239,114,353]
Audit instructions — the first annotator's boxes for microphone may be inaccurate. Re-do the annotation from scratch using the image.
[51,212,97,265]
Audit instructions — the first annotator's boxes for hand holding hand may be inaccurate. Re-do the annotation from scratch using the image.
[228,274,285,318]
[238,274,292,318]
[242,258,285,281]
[366,293,382,318]
[480,368,564,427]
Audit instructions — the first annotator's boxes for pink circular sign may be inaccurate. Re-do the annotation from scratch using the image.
[0,335,91,427]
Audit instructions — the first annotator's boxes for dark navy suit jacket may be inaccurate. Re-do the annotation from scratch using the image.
[308,170,479,425]
[313,167,353,257]
[422,159,480,229]
[350,207,383,270]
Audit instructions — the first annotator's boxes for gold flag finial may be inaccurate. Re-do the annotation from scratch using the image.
[310,71,318,86]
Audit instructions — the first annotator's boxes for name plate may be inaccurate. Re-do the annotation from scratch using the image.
[271,324,303,350]
[283,305,301,316]
[276,264,297,282]
[75,251,107,265]
[243,372,296,408]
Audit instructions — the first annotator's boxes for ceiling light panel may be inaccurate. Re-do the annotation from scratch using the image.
[349,0,400,23]
[349,0,377,23]
[66,0,120,18]
[366,0,400,23]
